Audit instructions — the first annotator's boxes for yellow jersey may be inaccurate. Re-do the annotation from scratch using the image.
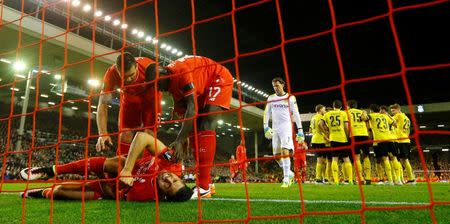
[310,113,326,144]
[348,108,369,137]
[393,112,411,143]
[368,113,394,141]
[322,109,348,143]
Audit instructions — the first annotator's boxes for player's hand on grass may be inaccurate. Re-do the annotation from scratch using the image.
[96,136,113,152]
[119,169,134,186]
[264,127,273,139]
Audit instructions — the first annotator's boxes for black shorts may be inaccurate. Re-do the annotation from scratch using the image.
[388,142,399,157]
[397,143,411,159]
[330,141,350,158]
[374,142,392,158]
[353,136,370,155]
[312,143,329,158]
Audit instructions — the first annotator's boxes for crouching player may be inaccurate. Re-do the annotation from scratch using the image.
[20,132,193,202]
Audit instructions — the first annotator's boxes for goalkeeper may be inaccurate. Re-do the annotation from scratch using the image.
[263,77,305,188]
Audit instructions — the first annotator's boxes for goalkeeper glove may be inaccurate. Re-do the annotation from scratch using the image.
[264,127,273,139]
[296,130,305,143]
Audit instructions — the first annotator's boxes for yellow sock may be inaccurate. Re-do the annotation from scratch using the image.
[363,157,371,181]
[392,157,402,182]
[341,164,347,181]
[383,159,393,182]
[315,161,323,180]
[344,161,353,184]
[404,159,415,181]
[399,164,405,182]
[355,159,363,182]
[331,160,339,184]
[326,161,332,181]
[321,161,327,180]
[376,162,384,181]
[390,161,398,182]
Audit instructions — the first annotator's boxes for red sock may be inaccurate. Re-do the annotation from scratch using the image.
[194,130,216,190]
[56,157,106,177]
[117,142,131,156]
[43,188,52,199]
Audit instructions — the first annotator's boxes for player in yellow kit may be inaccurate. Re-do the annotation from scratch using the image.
[368,104,395,185]
[381,105,403,185]
[347,100,371,185]
[319,100,352,185]
[390,104,416,184]
[310,104,328,184]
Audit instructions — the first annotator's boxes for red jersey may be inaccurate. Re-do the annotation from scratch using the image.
[102,57,160,104]
[236,145,247,162]
[229,158,238,173]
[122,153,182,202]
[294,142,307,162]
[165,56,234,113]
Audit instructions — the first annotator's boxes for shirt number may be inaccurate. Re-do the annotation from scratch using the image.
[208,87,221,101]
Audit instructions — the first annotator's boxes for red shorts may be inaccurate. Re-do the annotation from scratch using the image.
[88,180,116,199]
[119,92,162,129]
[198,71,233,110]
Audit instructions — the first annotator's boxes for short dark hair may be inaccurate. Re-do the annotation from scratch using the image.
[165,185,193,202]
[348,100,358,109]
[116,52,136,73]
[369,104,380,112]
[332,100,342,109]
[380,105,388,111]
[272,77,285,85]
[315,104,325,112]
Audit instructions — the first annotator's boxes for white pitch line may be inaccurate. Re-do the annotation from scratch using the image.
[0,192,429,205]
[202,198,429,206]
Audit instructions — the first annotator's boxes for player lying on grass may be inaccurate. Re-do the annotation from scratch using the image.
[20,132,193,202]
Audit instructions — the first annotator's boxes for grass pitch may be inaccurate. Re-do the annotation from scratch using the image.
[0,182,449,223]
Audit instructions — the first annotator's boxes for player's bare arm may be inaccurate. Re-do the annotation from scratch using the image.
[120,132,166,186]
[96,92,113,151]
[171,94,195,160]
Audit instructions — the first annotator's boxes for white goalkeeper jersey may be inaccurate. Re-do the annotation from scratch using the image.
[263,93,303,133]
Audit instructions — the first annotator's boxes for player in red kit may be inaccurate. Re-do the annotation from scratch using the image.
[20,132,193,202]
[236,142,248,174]
[229,155,239,183]
[147,55,234,198]
[294,139,308,183]
[96,52,164,155]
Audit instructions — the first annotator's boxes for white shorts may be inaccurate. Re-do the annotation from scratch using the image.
[272,130,294,154]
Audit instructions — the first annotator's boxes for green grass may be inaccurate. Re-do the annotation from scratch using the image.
[1,182,449,223]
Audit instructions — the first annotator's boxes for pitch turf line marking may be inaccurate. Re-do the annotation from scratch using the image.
[0,193,428,205]
[203,198,429,205]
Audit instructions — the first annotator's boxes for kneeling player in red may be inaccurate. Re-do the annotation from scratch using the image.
[293,139,308,183]
[147,55,234,198]
[20,132,192,202]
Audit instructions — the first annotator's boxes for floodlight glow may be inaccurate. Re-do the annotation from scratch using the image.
[71,107,79,110]
[171,49,178,54]
[113,19,120,26]
[91,105,97,109]
[13,61,26,72]
[82,4,91,12]
[54,74,61,80]
[423,149,430,152]
[161,43,167,48]
[30,86,35,90]
[137,31,144,38]
[104,15,111,21]
[417,105,424,113]
[161,100,166,105]
[438,124,445,128]
[165,45,172,51]
[176,51,182,56]
[132,29,138,35]
[94,11,103,17]
[419,125,426,129]
[442,148,449,152]
[152,39,158,44]
[121,24,128,29]
[40,94,49,98]
[48,102,55,106]
[15,74,26,78]
[72,0,80,7]
[87,79,100,87]
[145,36,152,42]
[10,88,20,92]
[217,120,224,125]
